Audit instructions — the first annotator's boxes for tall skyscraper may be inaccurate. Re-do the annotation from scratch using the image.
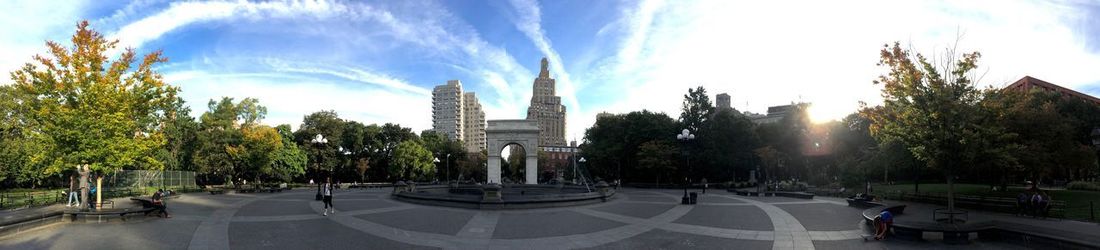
[526,58,567,146]
[431,80,486,152]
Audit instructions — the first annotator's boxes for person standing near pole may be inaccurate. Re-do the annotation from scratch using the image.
[322,177,335,216]
[67,175,79,207]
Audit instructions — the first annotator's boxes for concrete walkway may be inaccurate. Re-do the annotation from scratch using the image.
[0,188,1052,250]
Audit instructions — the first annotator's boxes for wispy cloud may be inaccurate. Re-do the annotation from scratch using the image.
[506,0,581,118]
[261,58,431,96]
[100,0,543,131]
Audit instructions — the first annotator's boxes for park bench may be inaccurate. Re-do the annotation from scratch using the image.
[208,188,225,195]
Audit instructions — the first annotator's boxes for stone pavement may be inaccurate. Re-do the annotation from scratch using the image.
[0,188,1039,249]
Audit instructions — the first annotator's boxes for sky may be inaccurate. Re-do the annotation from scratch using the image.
[3,0,1100,139]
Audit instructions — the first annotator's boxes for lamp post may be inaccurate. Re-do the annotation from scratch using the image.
[433,157,440,182]
[446,153,452,184]
[677,129,695,205]
[311,134,328,201]
[578,157,587,183]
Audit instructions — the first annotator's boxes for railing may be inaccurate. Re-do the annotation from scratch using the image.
[0,189,132,210]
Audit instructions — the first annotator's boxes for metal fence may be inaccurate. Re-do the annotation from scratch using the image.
[115,170,198,191]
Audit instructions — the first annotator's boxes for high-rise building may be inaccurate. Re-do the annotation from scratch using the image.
[526,58,568,147]
[432,80,464,141]
[463,92,486,152]
[431,80,487,152]
[716,93,731,110]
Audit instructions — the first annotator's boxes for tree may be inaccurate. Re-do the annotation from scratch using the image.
[193,97,266,185]
[860,41,1005,217]
[582,110,678,183]
[294,110,344,181]
[419,130,466,181]
[155,97,199,171]
[390,140,434,181]
[700,108,759,182]
[11,21,179,207]
[234,125,283,182]
[679,86,714,133]
[270,124,307,182]
[636,140,677,186]
[0,85,48,187]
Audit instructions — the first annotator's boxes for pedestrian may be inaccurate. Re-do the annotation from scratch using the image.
[322,177,335,216]
[152,189,171,218]
[873,210,893,240]
[67,175,80,207]
[701,178,708,194]
[87,180,97,210]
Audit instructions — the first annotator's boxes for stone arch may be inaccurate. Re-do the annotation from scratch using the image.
[485,119,540,184]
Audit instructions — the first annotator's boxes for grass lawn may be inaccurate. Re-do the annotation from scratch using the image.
[873,183,1100,221]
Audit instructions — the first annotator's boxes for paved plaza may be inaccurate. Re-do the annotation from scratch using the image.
[0,188,1033,250]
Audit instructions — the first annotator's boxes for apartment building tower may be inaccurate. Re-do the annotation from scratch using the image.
[431,80,486,152]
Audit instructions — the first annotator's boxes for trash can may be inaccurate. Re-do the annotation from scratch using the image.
[689,192,698,204]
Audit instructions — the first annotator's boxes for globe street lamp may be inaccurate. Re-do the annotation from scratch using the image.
[578,157,587,186]
[677,129,695,205]
[311,134,328,201]
[433,157,441,182]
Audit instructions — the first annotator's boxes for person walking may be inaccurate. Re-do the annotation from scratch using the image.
[322,177,335,216]
[67,175,80,207]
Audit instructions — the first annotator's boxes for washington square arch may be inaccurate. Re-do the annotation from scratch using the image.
[485,119,540,184]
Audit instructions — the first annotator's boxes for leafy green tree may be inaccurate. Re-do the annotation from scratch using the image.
[0,85,46,187]
[235,125,283,182]
[419,130,466,181]
[582,110,679,183]
[294,110,344,181]
[700,108,759,182]
[861,41,1008,215]
[154,97,199,171]
[10,21,179,204]
[390,140,434,181]
[270,124,307,182]
[636,140,677,185]
[193,97,266,184]
[679,86,714,133]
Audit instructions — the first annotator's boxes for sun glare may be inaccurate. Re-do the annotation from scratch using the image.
[807,103,847,124]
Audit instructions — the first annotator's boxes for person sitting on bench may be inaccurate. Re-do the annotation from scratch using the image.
[873,210,893,240]
[152,189,171,218]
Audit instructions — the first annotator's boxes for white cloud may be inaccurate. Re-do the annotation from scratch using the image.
[165,70,431,131]
[0,0,86,78]
[506,0,582,123]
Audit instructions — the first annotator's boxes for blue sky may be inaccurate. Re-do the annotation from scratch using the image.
[3,0,1100,138]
